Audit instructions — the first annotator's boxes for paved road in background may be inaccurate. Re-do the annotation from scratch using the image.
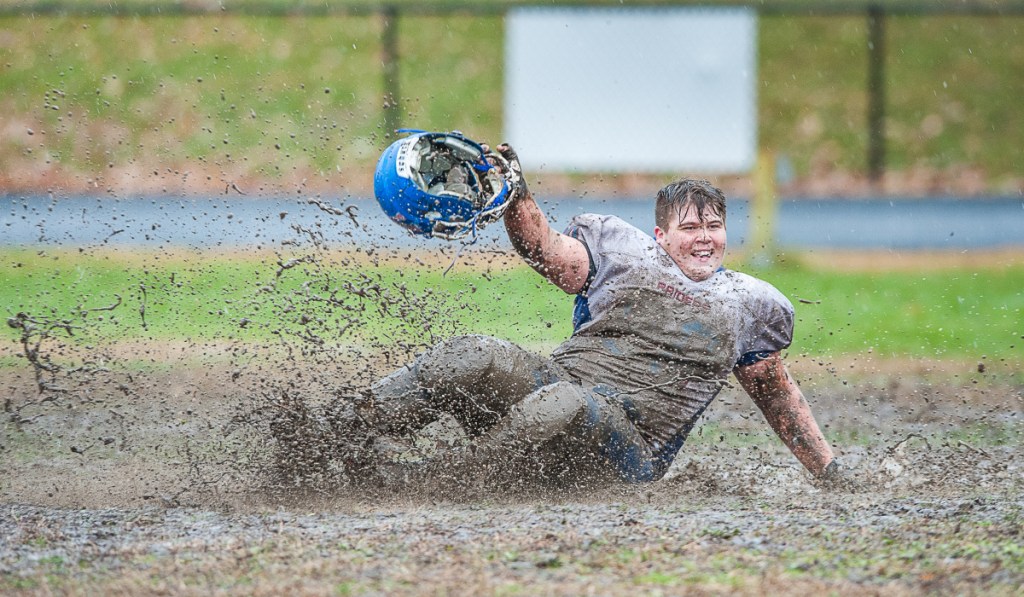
[2,194,1022,251]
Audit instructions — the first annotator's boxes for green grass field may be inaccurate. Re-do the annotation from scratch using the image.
[3,248,1022,363]
[1,4,1022,190]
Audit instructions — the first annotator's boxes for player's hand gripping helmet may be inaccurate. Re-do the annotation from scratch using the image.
[373,130,517,241]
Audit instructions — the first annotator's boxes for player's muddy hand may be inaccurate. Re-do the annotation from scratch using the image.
[496,143,529,202]
[816,457,858,491]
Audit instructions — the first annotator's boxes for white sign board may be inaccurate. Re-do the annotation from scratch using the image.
[505,7,757,173]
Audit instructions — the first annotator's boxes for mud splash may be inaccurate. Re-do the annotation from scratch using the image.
[2,202,1022,593]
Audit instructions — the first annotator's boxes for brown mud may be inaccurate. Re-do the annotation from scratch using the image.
[2,229,1021,593]
[1,341,1021,594]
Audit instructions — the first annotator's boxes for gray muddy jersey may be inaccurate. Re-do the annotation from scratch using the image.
[552,214,795,456]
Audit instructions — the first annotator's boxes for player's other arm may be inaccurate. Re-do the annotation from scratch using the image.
[499,146,590,294]
[733,352,835,477]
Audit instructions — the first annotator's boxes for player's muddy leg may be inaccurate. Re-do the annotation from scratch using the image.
[417,380,586,487]
[415,334,565,436]
[457,383,660,485]
[356,335,564,437]
[468,381,589,454]
[550,392,662,483]
[355,363,435,435]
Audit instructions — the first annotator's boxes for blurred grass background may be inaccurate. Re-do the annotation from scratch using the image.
[1,2,1021,369]
[3,248,1021,363]
[760,14,1024,190]
[1,2,1022,194]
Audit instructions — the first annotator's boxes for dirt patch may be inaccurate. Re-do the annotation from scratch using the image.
[1,337,1021,594]
[2,491,1021,596]
[1,236,1021,593]
[794,247,1024,273]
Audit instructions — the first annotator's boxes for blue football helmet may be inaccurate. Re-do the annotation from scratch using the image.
[373,130,515,240]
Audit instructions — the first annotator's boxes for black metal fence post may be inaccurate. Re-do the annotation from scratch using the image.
[381,5,401,143]
[867,4,886,184]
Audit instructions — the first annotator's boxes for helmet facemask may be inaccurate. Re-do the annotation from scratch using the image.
[374,130,515,241]
[407,134,511,240]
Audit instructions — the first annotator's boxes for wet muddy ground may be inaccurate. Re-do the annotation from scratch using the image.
[1,345,1021,595]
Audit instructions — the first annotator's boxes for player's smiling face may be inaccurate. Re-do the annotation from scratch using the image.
[654,203,727,281]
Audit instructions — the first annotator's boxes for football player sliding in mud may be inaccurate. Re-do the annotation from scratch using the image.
[336,130,848,490]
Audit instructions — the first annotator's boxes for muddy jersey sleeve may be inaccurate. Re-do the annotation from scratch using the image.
[562,214,655,330]
[563,214,652,280]
[557,216,651,331]
[734,276,795,367]
[562,216,600,295]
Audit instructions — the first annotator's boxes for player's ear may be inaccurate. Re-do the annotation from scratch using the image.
[653,226,665,242]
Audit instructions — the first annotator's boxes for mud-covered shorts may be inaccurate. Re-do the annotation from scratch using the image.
[365,335,668,483]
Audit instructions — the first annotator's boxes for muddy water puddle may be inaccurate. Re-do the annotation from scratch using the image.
[1,350,1021,594]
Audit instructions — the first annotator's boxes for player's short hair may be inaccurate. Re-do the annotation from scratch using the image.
[654,179,727,230]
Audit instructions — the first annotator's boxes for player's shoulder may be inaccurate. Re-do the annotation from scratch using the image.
[566,213,649,247]
[567,212,633,231]
[719,268,769,287]
[717,268,792,307]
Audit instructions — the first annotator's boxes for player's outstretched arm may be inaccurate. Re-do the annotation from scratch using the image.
[497,145,591,294]
[734,352,835,477]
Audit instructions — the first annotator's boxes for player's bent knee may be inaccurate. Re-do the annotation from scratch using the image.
[419,334,504,386]
[514,381,593,435]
